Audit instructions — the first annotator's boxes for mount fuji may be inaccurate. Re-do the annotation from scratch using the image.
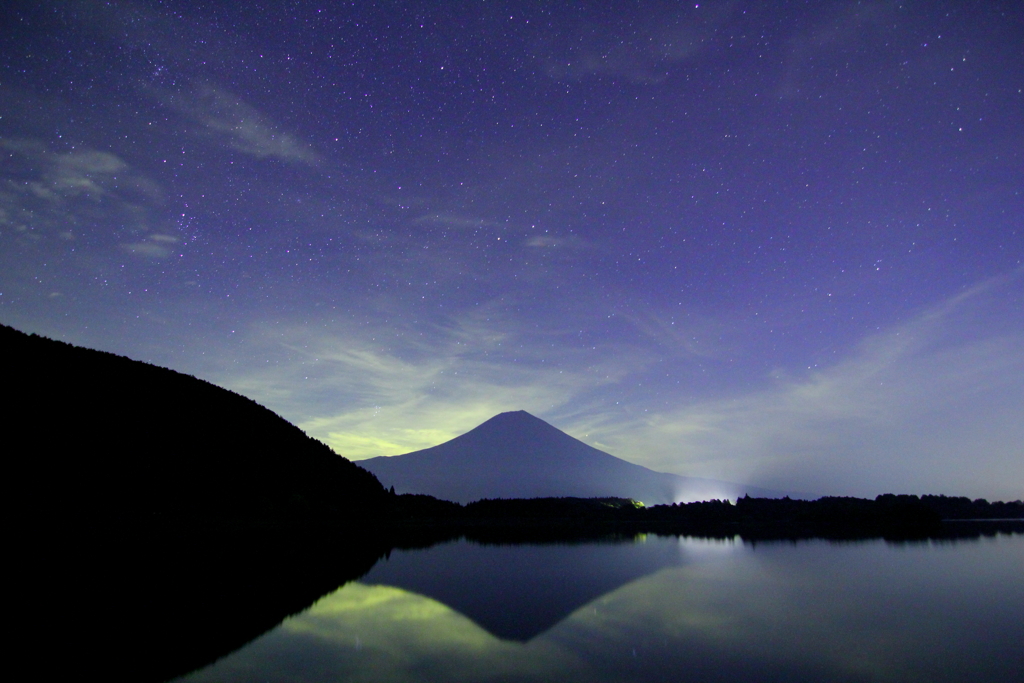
[358,410,791,504]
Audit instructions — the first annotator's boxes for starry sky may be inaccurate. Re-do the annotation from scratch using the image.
[2,0,1022,500]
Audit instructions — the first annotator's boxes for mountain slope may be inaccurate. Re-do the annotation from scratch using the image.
[359,410,784,504]
[1,323,389,531]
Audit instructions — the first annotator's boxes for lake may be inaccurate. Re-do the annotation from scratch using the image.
[175,529,1023,682]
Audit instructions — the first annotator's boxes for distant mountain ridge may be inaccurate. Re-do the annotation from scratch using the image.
[359,410,790,504]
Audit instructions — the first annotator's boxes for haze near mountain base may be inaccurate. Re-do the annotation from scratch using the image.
[359,411,791,504]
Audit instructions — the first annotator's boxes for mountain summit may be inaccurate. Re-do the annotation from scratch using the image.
[359,410,781,504]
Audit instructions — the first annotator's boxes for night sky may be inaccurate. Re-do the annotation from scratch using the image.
[2,1,1021,500]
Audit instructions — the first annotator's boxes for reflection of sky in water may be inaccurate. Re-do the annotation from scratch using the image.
[675,534,745,560]
[178,534,1024,683]
[357,535,683,641]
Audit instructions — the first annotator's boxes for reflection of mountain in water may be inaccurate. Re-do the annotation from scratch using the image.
[360,537,681,641]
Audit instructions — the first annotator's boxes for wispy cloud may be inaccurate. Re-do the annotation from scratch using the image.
[216,301,654,460]
[225,327,582,458]
[0,138,172,256]
[536,2,735,83]
[585,272,1024,499]
[412,213,501,230]
[157,83,322,165]
[2,138,127,203]
[776,0,906,99]
[120,233,179,258]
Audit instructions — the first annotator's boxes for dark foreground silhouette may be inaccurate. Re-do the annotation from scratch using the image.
[19,528,389,683]
[3,324,1019,682]
[2,324,389,536]
[3,323,397,682]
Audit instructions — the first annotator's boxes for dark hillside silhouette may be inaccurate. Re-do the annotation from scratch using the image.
[360,410,792,504]
[2,323,397,683]
[2,323,389,532]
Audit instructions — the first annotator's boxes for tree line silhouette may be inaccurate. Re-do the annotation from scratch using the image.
[381,492,1022,542]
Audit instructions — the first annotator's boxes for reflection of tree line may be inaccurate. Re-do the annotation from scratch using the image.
[33,528,391,683]
[4,323,1021,683]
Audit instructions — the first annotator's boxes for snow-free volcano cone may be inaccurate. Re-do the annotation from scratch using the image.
[359,410,784,504]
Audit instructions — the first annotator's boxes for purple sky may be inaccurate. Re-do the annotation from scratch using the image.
[2,1,1021,499]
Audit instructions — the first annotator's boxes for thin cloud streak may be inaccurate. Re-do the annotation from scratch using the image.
[589,272,1024,499]
[155,83,322,165]
[536,2,735,84]
[220,317,637,459]
[0,138,175,259]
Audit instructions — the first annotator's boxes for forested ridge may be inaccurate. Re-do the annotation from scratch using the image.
[2,323,390,533]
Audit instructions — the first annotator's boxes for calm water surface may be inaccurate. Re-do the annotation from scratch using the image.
[177,532,1024,682]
